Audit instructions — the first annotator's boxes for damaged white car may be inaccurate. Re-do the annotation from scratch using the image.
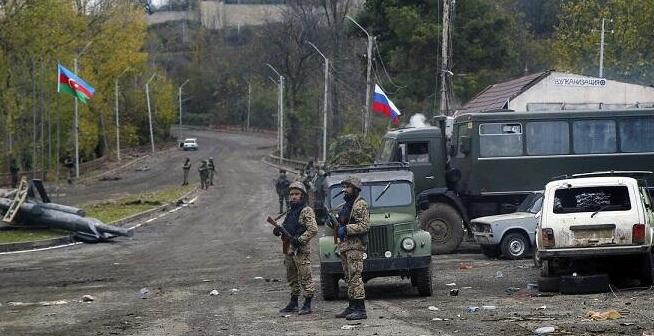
[536,172,654,286]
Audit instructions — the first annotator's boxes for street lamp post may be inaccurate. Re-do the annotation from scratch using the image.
[145,73,157,154]
[114,67,131,162]
[305,40,329,164]
[346,15,373,137]
[244,78,251,131]
[266,63,284,162]
[178,79,190,138]
[73,40,93,178]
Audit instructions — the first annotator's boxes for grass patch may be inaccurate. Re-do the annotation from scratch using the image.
[0,185,195,244]
[83,185,195,223]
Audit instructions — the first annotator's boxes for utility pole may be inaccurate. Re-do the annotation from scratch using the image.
[346,15,373,136]
[73,41,93,178]
[439,0,451,116]
[245,79,251,131]
[305,40,330,164]
[115,67,130,162]
[266,64,284,162]
[178,79,190,138]
[599,18,607,78]
[145,73,157,154]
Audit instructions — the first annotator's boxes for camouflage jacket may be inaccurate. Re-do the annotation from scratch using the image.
[289,206,318,255]
[337,197,370,253]
[183,162,191,170]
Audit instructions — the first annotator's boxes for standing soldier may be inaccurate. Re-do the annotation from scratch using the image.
[207,157,216,186]
[182,158,191,185]
[9,157,19,188]
[335,176,369,320]
[63,155,75,184]
[273,181,318,315]
[198,160,209,190]
[275,169,290,213]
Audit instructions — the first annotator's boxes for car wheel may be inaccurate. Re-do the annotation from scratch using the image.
[537,276,560,293]
[480,245,500,258]
[320,272,340,300]
[540,259,554,277]
[412,265,433,297]
[419,203,464,254]
[500,232,530,260]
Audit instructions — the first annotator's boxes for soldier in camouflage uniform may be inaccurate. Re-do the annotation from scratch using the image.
[335,175,370,320]
[273,181,318,315]
[182,158,191,185]
[207,157,216,186]
[198,160,209,190]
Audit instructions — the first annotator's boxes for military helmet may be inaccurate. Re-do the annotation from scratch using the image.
[341,175,362,190]
[209,157,214,160]
[289,181,307,195]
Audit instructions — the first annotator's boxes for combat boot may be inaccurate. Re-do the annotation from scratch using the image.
[298,296,312,315]
[279,296,299,313]
[335,300,354,318]
[345,299,367,320]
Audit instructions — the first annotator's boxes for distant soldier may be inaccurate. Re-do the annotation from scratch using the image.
[273,181,318,315]
[182,158,191,185]
[335,176,370,320]
[275,170,290,213]
[304,160,316,179]
[198,160,209,190]
[63,155,75,184]
[208,157,216,186]
[9,157,19,188]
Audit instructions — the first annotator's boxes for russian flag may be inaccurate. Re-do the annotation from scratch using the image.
[372,84,401,125]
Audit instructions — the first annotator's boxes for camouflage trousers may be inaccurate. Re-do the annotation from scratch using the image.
[340,250,365,300]
[285,252,315,297]
[182,170,190,185]
[209,170,214,185]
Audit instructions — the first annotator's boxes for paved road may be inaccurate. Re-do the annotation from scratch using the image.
[1,130,653,335]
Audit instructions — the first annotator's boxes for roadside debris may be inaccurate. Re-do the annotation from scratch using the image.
[534,326,555,334]
[427,306,440,311]
[137,288,151,299]
[449,289,459,296]
[209,290,220,296]
[537,305,547,310]
[341,323,361,330]
[459,263,473,271]
[505,287,521,294]
[282,314,291,318]
[495,271,504,278]
[253,276,264,280]
[585,310,621,320]
[445,283,457,286]
[527,283,539,290]
[230,288,239,295]
[465,306,480,313]
[81,295,95,302]
[482,305,496,311]
[41,300,69,306]
[135,165,150,172]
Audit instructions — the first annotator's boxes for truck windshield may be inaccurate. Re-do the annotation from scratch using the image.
[329,182,412,208]
[553,186,631,214]
[377,138,396,162]
[516,193,543,214]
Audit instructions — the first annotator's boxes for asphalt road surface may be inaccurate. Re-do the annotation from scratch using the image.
[1,130,654,336]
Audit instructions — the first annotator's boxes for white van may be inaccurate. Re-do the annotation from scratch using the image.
[536,172,654,284]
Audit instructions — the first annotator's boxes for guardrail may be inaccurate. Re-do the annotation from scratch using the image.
[265,154,308,173]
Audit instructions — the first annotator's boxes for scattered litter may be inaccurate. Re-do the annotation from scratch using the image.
[427,306,440,311]
[253,277,264,280]
[585,310,621,320]
[534,326,555,334]
[81,295,95,302]
[482,305,496,311]
[341,324,360,330]
[41,300,69,306]
[137,288,151,299]
[459,263,473,271]
[282,314,291,318]
[537,305,547,310]
[209,290,220,296]
[620,322,634,326]
[462,286,472,290]
[202,279,212,282]
[230,288,239,295]
[135,165,150,172]
[465,306,480,313]
[527,283,539,290]
[445,283,457,286]
[449,289,459,296]
[495,271,504,278]
[432,317,443,321]
[505,287,520,294]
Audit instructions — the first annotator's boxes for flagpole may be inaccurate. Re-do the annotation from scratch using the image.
[73,57,80,178]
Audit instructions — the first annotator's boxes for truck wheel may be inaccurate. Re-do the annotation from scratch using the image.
[420,203,464,254]
[500,232,530,260]
[640,253,654,286]
[320,272,340,301]
[412,265,433,297]
[480,245,501,258]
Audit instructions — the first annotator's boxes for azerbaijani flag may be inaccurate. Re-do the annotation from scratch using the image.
[372,84,401,125]
[57,64,95,104]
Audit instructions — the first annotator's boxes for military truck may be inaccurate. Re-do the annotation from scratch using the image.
[319,163,433,300]
[377,109,654,254]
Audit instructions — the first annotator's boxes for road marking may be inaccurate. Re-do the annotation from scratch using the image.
[0,242,82,255]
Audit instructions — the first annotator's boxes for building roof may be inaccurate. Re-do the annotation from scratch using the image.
[456,70,552,115]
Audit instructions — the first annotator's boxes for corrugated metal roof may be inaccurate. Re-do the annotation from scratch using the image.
[456,70,552,115]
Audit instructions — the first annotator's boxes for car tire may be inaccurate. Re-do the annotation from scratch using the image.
[537,276,560,293]
[640,252,654,286]
[533,250,542,268]
[540,259,554,277]
[419,203,464,255]
[500,232,530,260]
[412,265,433,297]
[480,245,501,258]
[320,272,340,301]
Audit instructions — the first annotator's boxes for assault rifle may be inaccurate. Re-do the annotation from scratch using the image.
[266,211,295,255]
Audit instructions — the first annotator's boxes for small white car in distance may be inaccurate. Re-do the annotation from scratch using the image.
[536,172,654,285]
[182,138,198,151]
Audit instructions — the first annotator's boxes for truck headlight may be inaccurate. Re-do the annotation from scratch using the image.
[401,238,416,251]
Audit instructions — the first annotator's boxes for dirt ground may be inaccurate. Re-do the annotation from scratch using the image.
[1,130,654,336]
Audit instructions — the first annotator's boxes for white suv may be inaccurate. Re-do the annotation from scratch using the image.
[536,172,654,284]
[182,138,198,151]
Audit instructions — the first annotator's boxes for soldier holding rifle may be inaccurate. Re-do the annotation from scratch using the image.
[267,182,318,315]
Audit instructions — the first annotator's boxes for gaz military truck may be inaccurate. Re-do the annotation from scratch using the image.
[377,109,654,254]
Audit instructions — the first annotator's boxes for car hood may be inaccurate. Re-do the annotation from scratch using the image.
[472,212,536,225]
[369,212,415,226]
